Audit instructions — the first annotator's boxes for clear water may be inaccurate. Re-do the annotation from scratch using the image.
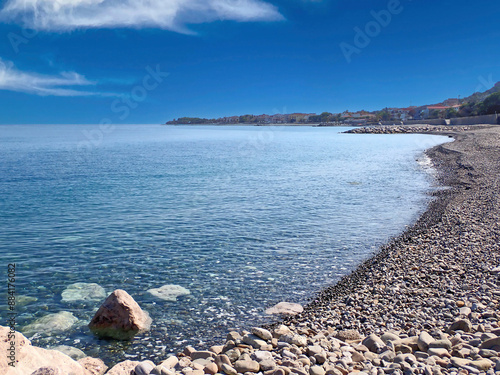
[0,124,449,365]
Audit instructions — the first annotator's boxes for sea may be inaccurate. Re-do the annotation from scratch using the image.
[0,124,450,365]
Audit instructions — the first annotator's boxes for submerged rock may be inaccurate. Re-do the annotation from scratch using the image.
[50,345,87,361]
[23,311,78,336]
[16,295,38,307]
[61,283,106,303]
[88,289,151,340]
[147,284,190,301]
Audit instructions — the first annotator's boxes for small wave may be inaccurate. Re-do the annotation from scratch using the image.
[416,153,436,175]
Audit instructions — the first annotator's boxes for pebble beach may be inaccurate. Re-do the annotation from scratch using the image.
[3,125,500,375]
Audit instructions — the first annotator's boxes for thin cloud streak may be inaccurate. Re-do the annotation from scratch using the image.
[0,59,114,96]
[0,0,284,32]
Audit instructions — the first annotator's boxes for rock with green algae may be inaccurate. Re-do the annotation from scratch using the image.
[147,284,190,301]
[23,311,78,336]
[61,282,106,303]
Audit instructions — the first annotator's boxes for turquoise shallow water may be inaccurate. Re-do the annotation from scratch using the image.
[0,124,449,364]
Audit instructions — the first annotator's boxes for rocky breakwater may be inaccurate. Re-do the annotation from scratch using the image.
[343,125,475,134]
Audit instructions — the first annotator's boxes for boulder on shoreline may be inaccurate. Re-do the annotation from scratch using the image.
[265,302,303,315]
[0,326,87,375]
[88,289,151,340]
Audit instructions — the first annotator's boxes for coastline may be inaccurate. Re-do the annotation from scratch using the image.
[166,123,346,127]
[276,125,491,329]
[4,125,500,374]
[264,125,500,370]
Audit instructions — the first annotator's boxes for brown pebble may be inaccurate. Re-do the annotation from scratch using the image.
[204,362,219,375]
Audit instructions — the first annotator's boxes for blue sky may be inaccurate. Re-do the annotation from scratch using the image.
[0,0,499,124]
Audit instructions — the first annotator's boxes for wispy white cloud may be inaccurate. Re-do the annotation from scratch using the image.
[0,0,284,32]
[0,58,111,96]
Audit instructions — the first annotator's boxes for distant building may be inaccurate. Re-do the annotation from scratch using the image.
[256,114,271,123]
[388,106,417,121]
[270,114,288,123]
[443,98,461,107]
[222,116,240,123]
[421,104,461,119]
[288,113,316,123]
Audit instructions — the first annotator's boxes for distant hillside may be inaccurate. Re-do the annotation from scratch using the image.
[166,81,500,124]
[464,81,500,104]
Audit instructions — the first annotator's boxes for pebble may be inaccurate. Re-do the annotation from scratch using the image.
[252,327,273,341]
[427,348,451,358]
[362,334,385,353]
[449,320,473,333]
[190,351,215,361]
[281,334,308,347]
[429,340,452,350]
[162,356,179,369]
[204,363,218,375]
[151,365,174,375]
[221,363,237,375]
[417,332,434,352]
[243,334,269,349]
[234,359,261,373]
[310,365,326,375]
[134,360,156,375]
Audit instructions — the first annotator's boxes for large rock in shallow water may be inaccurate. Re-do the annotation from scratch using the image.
[88,289,151,340]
